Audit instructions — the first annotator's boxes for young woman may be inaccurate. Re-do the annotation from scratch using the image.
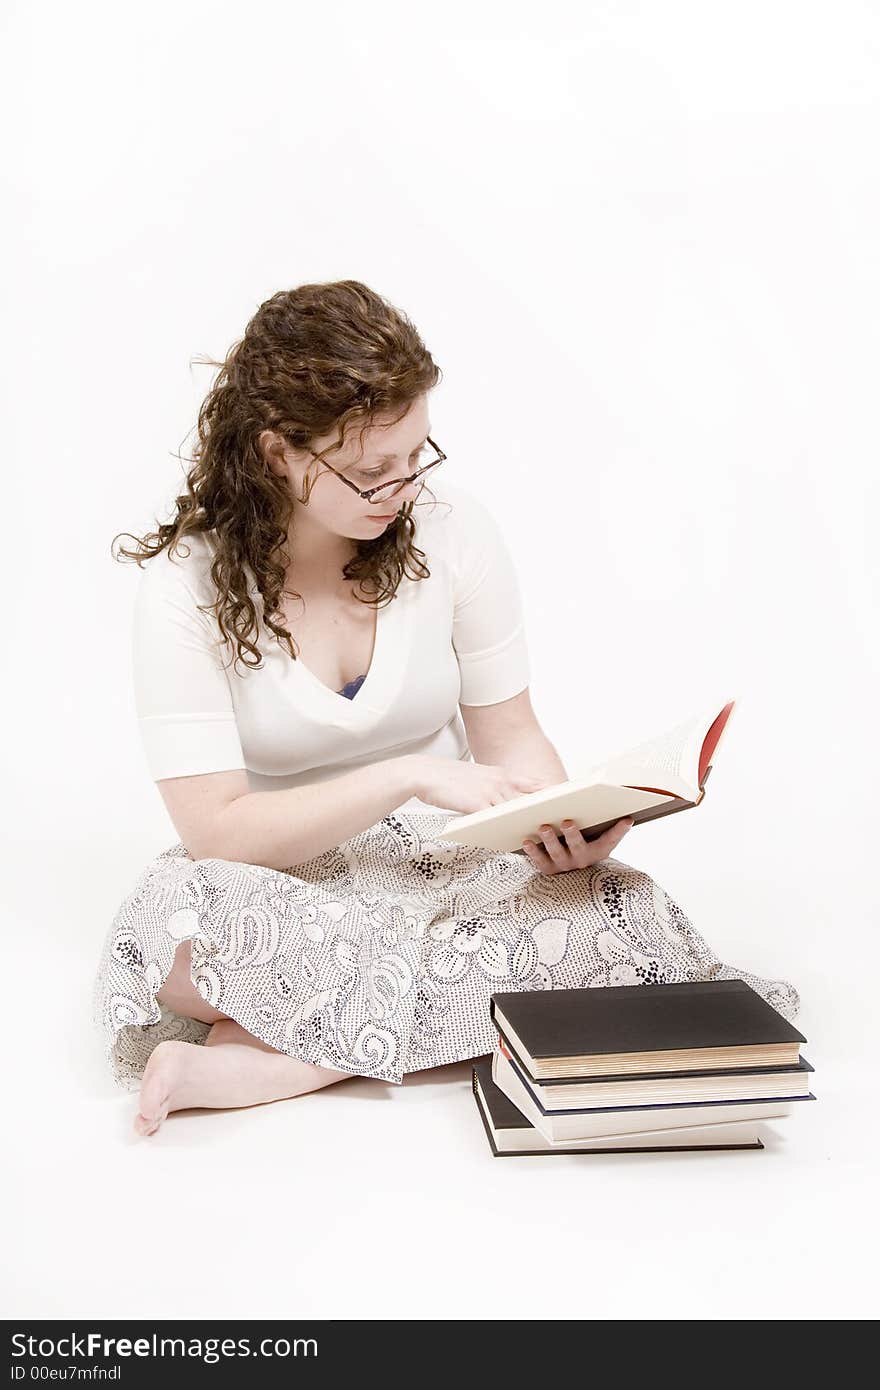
[92,278,800,1137]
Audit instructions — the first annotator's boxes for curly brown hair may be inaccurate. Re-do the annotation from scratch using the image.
[111,280,444,675]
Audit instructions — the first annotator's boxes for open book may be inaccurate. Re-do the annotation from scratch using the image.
[435,699,737,852]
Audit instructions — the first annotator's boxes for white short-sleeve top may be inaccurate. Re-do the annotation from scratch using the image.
[131,480,530,812]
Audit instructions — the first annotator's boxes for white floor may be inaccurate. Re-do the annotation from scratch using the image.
[3,834,875,1322]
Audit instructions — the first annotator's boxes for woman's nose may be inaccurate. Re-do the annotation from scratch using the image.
[389,483,419,507]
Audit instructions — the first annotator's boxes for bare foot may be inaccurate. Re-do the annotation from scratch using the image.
[134,1041,206,1136]
[133,1027,351,1137]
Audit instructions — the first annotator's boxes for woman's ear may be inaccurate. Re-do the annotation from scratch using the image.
[258,428,288,477]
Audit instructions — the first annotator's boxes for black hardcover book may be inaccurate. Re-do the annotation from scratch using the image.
[489,978,807,1080]
[471,1060,765,1156]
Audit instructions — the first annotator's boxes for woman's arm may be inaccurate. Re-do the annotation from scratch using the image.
[461,689,569,788]
[204,754,424,870]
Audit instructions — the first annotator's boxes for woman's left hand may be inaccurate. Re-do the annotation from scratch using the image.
[521,817,635,875]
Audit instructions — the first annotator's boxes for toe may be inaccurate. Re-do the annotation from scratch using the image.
[136,1040,184,1133]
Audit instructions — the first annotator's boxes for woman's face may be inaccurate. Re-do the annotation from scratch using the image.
[266,394,433,544]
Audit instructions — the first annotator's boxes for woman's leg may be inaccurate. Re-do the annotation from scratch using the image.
[135,1016,353,1137]
[155,938,229,1024]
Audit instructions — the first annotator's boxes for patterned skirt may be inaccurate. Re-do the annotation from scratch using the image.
[92,808,802,1091]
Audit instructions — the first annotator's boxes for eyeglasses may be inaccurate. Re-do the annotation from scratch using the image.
[305,436,447,505]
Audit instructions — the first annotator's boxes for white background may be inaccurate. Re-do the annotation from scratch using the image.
[2,0,877,1321]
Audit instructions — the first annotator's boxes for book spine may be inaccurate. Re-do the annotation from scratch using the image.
[497,1033,513,1062]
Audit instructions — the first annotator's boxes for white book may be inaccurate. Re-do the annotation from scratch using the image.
[491,1047,799,1146]
[473,1068,767,1154]
[436,698,736,852]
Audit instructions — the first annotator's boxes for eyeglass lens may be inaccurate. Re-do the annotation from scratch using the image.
[369,456,442,503]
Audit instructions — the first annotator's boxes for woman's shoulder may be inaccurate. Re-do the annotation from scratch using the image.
[132,530,218,603]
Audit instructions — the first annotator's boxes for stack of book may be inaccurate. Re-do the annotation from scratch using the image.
[472,978,816,1156]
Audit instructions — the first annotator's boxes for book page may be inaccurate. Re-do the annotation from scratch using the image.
[586,709,711,794]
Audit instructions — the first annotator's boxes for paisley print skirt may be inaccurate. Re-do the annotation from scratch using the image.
[92,808,802,1091]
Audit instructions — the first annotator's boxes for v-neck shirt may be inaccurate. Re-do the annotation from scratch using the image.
[131,480,531,813]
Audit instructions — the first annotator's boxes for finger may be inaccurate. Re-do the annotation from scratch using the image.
[562,818,631,847]
[552,817,632,869]
[560,820,588,847]
[522,838,555,873]
[598,818,634,853]
[559,820,593,868]
[536,823,568,868]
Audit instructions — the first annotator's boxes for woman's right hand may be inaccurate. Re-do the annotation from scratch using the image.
[408,755,550,815]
